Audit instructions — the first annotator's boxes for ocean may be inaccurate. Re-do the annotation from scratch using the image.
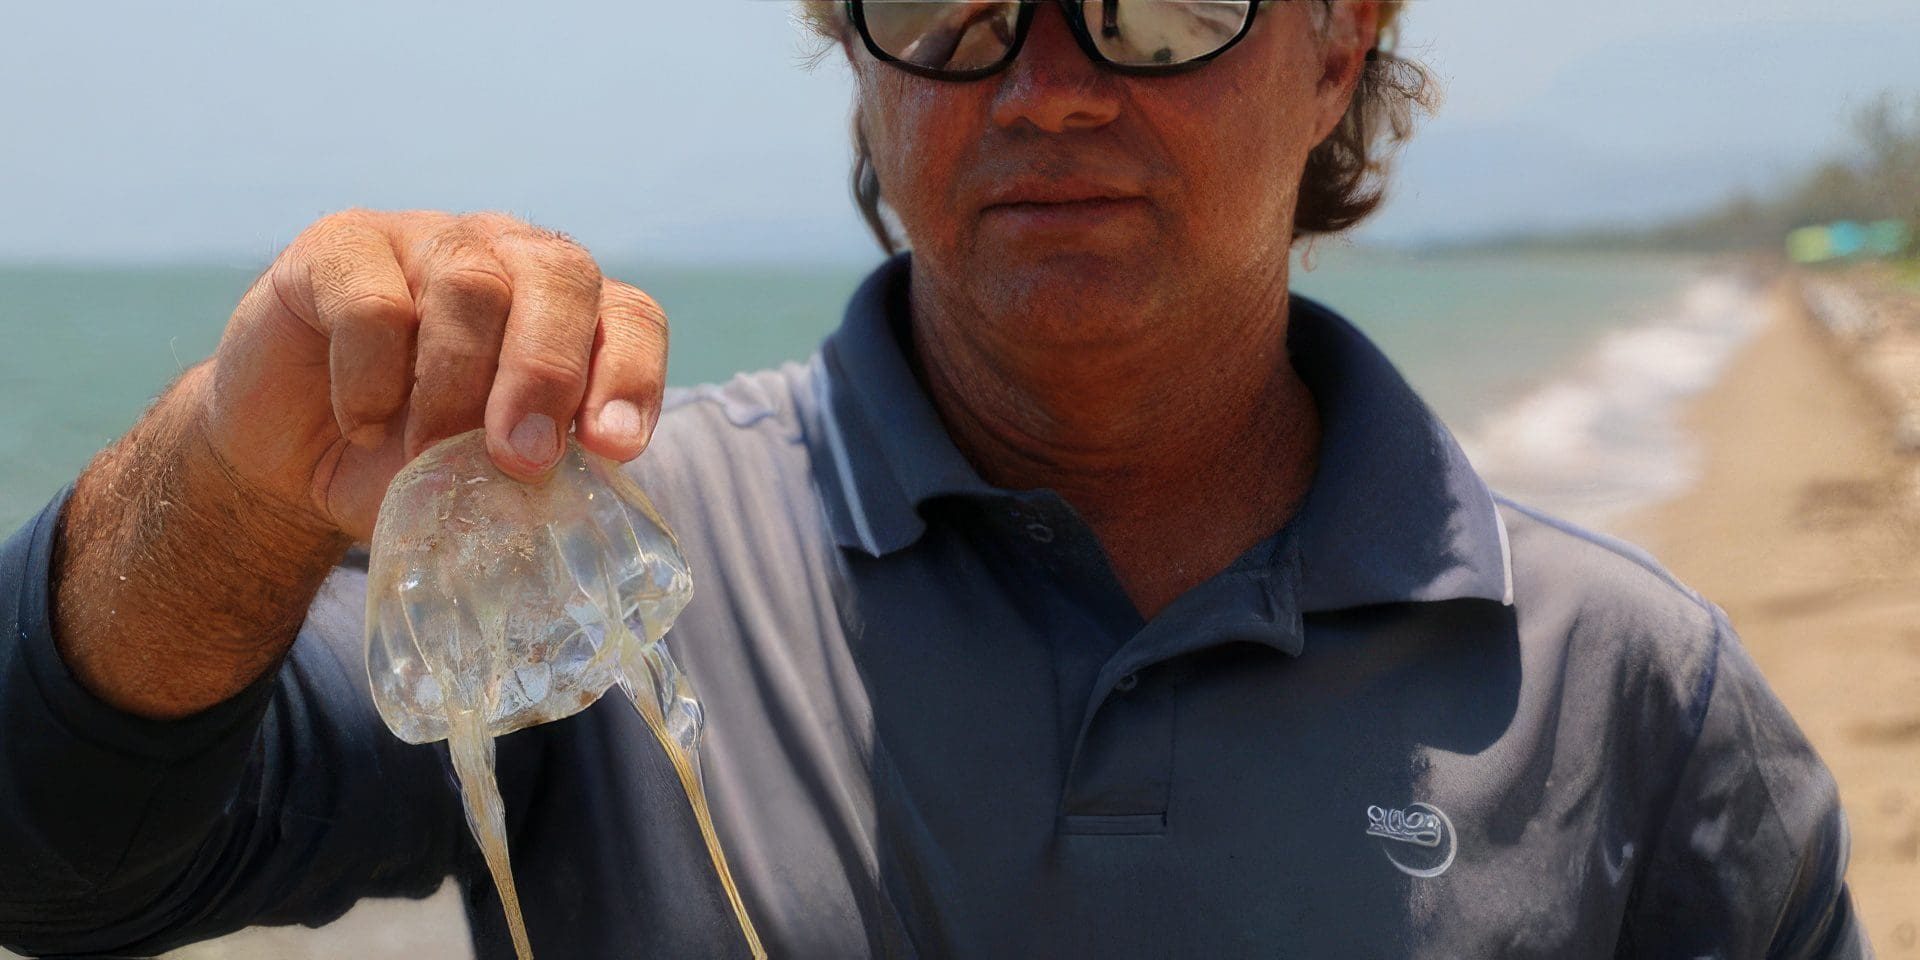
[0,248,1769,959]
[1290,247,1770,527]
[1,248,1762,534]
[0,262,866,532]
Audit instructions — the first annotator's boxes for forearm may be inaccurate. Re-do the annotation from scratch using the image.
[52,361,352,720]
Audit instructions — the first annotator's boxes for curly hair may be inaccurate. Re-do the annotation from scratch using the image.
[796,0,1435,253]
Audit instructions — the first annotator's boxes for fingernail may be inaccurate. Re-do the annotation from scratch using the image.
[509,412,559,467]
[596,399,644,444]
[638,404,660,451]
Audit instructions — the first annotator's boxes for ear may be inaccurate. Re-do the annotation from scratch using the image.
[1311,0,1381,141]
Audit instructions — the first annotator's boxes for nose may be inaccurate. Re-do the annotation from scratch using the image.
[989,2,1123,134]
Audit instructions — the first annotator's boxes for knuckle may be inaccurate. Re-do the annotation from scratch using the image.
[494,225,601,292]
[601,308,669,361]
[414,323,498,379]
[413,342,496,398]
[508,348,590,398]
[307,244,380,305]
[602,279,666,324]
[600,307,669,356]
[422,215,505,264]
[557,240,600,276]
[291,214,400,296]
[335,289,416,329]
[547,255,604,304]
[299,208,377,249]
[524,240,601,295]
[336,387,404,424]
[419,226,477,266]
[459,210,525,236]
[263,255,315,325]
[425,266,514,318]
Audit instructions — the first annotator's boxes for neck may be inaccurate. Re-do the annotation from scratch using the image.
[908,265,1321,619]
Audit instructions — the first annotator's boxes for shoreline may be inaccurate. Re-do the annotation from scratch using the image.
[1618,270,1920,955]
[1458,256,1778,533]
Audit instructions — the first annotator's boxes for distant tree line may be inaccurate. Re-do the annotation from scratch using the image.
[1445,92,1920,257]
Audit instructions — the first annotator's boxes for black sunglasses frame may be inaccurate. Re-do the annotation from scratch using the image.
[846,0,1271,82]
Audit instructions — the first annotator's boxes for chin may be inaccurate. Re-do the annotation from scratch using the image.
[971,259,1163,349]
[976,241,1147,293]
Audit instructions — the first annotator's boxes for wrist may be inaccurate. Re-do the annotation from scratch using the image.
[181,362,346,550]
[52,366,351,719]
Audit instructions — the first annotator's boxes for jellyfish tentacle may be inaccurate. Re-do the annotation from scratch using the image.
[613,623,764,960]
[447,709,535,960]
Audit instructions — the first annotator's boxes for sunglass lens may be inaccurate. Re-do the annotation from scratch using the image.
[862,0,1023,75]
[1079,0,1253,66]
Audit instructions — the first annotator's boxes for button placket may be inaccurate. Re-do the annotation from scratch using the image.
[1058,669,1174,836]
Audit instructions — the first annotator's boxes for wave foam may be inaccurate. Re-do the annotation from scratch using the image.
[1459,270,1771,529]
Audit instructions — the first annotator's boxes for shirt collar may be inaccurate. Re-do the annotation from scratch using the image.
[808,253,1513,613]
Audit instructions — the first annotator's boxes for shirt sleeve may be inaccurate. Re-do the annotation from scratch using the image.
[0,488,471,958]
[1621,609,1874,959]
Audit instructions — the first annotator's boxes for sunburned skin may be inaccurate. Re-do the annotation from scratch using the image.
[364,430,763,960]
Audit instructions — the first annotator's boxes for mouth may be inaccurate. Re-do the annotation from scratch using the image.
[979,196,1151,233]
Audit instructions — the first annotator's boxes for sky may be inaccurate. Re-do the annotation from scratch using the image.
[2,0,1918,263]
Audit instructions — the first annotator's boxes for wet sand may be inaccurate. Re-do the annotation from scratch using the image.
[155,882,472,959]
[1621,274,1920,955]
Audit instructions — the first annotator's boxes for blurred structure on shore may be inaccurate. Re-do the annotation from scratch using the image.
[1790,220,1914,264]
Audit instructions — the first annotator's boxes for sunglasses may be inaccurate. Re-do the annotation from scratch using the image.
[847,0,1279,81]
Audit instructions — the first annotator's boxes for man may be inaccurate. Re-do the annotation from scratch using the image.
[0,1,1872,957]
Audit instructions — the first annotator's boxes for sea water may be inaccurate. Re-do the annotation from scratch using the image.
[0,251,1755,536]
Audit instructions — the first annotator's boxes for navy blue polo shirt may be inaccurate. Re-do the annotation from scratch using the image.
[0,254,1868,958]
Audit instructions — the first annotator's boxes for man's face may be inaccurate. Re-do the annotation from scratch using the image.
[850,1,1365,347]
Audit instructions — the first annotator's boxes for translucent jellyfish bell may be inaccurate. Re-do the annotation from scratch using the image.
[364,429,761,960]
[365,428,694,746]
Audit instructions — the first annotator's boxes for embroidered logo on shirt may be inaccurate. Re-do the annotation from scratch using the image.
[1366,803,1456,878]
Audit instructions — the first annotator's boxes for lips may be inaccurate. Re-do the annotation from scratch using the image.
[977,197,1151,240]
[980,177,1146,211]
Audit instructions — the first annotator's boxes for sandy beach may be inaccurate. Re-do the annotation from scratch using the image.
[1622,271,1920,956]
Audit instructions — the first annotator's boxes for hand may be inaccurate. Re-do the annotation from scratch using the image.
[199,209,667,541]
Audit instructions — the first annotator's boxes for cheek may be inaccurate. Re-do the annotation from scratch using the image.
[1131,42,1322,235]
[859,69,983,237]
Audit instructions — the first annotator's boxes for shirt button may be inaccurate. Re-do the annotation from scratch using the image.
[1023,521,1055,543]
[1114,672,1140,693]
